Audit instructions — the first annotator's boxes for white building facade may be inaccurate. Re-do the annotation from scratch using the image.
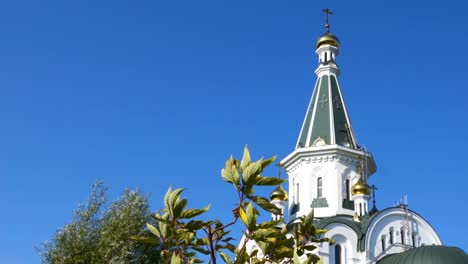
[274,20,443,264]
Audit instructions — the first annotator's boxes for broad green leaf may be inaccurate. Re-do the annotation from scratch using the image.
[163,186,173,209]
[245,202,256,231]
[221,167,235,184]
[183,220,205,231]
[261,155,277,170]
[171,252,182,264]
[252,196,282,215]
[173,197,187,219]
[274,245,294,259]
[165,188,185,218]
[219,250,232,264]
[255,176,285,186]
[180,204,210,219]
[240,145,251,172]
[146,223,160,237]
[159,221,168,237]
[257,219,282,229]
[293,249,301,264]
[253,228,277,239]
[129,236,160,246]
[304,209,314,227]
[303,244,317,251]
[234,248,248,264]
[194,238,210,246]
[192,246,210,255]
[239,207,248,227]
[242,160,262,186]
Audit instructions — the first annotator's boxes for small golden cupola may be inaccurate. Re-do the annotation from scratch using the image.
[351,158,372,216]
[270,185,288,201]
[316,33,340,49]
[352,176,371,196]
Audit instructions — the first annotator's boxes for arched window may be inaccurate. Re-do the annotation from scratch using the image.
[324,52,328,62]
[412,233,417,247]
[359,203,363,216]
[317,178,323,198]
[381,235,386,251]
[389,228,394,245]
[345,179,350,200]
[334,244,342,264]
[400,227,405,244]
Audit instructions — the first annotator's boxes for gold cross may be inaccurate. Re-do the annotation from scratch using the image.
[322,8,333,33]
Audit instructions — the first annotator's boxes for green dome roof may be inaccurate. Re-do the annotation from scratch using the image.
[377,245,468,264]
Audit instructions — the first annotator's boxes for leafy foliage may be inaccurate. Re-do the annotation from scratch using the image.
[39,181,159,264]
[134,146,333,264]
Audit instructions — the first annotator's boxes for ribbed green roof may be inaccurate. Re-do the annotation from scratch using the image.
[296,74,357,149]
[377,246,468,264]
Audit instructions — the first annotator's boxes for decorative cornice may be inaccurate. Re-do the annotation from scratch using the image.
[281,145,376,176]
[285,153,358,173]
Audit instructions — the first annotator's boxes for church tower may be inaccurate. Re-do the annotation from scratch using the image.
[279,10,376,220]
[246,10,450,264]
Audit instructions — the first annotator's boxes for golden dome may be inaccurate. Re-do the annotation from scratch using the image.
[270,185,288,201]
[316,33,340,49]
[351,177,371,196]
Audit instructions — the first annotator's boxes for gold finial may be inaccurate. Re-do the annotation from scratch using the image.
[352,157,371,196]
[270,164,288,201]
[322,8,333,33]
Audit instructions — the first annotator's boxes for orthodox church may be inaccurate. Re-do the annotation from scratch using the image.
[261,10,467,264]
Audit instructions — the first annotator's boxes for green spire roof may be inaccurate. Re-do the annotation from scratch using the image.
[296,74,358,149]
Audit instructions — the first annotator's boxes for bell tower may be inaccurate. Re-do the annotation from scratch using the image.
[279,9,376,219]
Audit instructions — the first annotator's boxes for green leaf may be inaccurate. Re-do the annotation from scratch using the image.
[221,167,235,184]
[240,145,251,172]
[255,176,285,186]
[219,250,232,264]
[146,223,160,237]
[239,207,248,227]
[192,246,210,255]
[305,209,314,226]
[316,229,328,235]
[251,196,282,215]
[183,220,206,231]
[129,236,160,246]
[234,248,248,264]
[293,249,301,264]
[180,204,210,219]
[163,186,173,209]
[221,157,241,189]
[159,221,168,238]
[302,244,317,251]
[243,160,262,186]
[173,197,187,219]
[245,202,256,231]
[171,252,182,264]
[164,187,185,218]
[261,155,277,170]
[253,228,277,239]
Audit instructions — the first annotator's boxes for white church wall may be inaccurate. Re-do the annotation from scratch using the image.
[365,208,442,262]
[319,223,362,264]
[287,151,361,219]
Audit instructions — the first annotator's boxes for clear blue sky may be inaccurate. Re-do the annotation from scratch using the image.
[0,1,467,263]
